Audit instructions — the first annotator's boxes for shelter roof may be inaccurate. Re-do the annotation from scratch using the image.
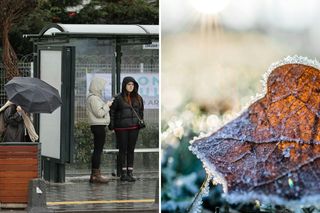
[24,24,158,38]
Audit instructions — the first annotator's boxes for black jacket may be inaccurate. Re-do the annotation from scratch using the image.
[109,77,144,129]
[3,104,26,142]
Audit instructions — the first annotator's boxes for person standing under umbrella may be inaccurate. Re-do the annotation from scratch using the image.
[0,101,38,142]
[86,77,113,183]
[109,76,144,182]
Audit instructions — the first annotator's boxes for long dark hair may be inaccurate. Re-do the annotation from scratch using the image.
[121,76,142,107]
[123,92,142,107]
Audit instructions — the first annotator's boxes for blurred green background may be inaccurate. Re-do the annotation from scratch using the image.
[161,0,320,212]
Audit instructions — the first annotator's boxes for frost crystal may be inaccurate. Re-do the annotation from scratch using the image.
[188,173,212,213]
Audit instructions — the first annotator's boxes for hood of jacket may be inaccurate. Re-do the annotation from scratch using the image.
[121,76,139,95]
[88,78,106,97]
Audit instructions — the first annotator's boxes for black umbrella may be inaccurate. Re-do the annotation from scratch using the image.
[4,77,62,113]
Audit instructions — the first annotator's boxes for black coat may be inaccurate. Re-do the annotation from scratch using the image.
[3,104,25,142]
[109,94,144,129]
[109,76,144,129]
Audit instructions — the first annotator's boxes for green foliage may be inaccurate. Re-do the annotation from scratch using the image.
[8,0,159,58]
[73,120,158,164]
[139,122,159,148]
[73,120,93,164]
[161,134,209,212]
[10,6,52,57]
[76,0,158,24]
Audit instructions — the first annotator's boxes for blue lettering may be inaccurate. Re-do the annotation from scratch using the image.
[154,87,159,96]
[140,88,150,96]
[138,77,148,85]
[153,76,159,85]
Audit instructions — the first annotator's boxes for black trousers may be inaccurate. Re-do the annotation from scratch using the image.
[115,129,139,169]
[90,125,106,170]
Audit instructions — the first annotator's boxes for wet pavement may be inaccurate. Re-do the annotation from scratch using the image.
[1,172,159,213]
[47,173,158,212]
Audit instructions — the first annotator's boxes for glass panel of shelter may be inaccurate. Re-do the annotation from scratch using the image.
[120,43,159,172]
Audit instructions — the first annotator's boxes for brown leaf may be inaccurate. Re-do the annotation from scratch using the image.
[190,60,320,204]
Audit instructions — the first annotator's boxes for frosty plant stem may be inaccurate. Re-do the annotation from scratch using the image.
[187,173,211,213]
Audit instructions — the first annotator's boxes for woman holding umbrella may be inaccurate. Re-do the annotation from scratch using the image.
[0,101,38,142]
[2,77,61,143]
[4,104,27,142]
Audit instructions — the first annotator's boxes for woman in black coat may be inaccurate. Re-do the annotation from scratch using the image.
[3,104,27,142]
[109,76,144,182]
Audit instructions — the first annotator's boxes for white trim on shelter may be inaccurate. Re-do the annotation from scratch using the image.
[43,24,158,36]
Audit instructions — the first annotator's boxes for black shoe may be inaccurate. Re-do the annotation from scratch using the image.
[127,170,136,182]
[120,171,129,181]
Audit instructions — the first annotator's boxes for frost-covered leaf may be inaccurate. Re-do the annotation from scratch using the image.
[190,57,320,207]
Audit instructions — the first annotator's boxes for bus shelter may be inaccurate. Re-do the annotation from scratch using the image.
[24,24,159,182]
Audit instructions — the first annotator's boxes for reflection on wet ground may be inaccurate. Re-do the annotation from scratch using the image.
[46,172,158,212]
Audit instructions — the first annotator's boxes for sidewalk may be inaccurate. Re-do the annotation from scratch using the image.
[1,172,159,213]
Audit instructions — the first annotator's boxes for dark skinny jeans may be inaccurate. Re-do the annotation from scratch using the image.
[115,129,139,169]
[90,125,106,170]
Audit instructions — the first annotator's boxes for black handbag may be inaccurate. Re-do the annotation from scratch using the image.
[130,104,146,129]
[138,119,146,129]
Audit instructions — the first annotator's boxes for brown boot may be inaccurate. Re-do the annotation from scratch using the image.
[89,169,109,183]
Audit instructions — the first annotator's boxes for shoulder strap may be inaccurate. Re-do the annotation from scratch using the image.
[130,104,143,122]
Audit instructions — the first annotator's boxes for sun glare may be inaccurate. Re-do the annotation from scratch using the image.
[190,0,230,15]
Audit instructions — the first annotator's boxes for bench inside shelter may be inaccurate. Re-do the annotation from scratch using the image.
[100,148,159,176]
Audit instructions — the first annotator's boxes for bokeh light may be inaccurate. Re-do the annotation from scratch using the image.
[189,0,230,15]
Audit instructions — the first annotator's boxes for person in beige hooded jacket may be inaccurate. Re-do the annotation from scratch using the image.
[86,77,112,183]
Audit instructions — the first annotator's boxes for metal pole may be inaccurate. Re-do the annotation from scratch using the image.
[115,39,122,176]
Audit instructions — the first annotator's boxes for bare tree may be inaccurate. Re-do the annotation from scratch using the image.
[0,0,36,81]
